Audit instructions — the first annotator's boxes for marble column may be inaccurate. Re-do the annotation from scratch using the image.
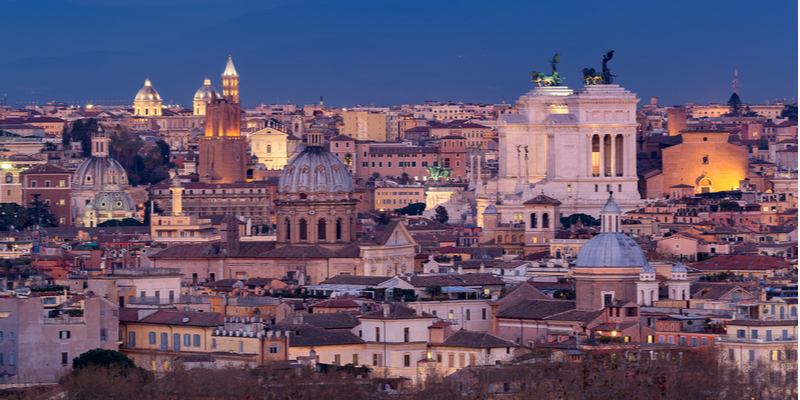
[599,134,606,178]
[610,134,617,177]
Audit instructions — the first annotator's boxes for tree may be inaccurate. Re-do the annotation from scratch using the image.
[397,202,426,216]
[97,218,144,227]
[726,92,743,117]
[72,349,136,370]
[434,205,449,224]
[425,284,442,298]
[142,200,164,226]
[561,213,599,228]
[61,124,71,146]
[369,172,381,182]
[0,203,29,230]
[69,118,98,157]
[781,104,798,121]
[26,193,58,228]
[742,106,758,117]
[399,172,410,184]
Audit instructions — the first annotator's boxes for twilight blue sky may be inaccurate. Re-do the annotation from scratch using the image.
[1,0,797,109]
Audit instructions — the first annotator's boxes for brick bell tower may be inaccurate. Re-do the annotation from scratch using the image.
[198,55,245,183]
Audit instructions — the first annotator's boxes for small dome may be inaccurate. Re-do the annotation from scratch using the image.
[74,157,130,190]
[85,203,96,211]
[91,190,136,213]
[671,260,687,273]
[600,194,622,214]
[483,205,499,214]
[640,263,656,274]
[194,77,218,101]
[575,232,647,268]
[278,147,353,195]
[135,78,162,102]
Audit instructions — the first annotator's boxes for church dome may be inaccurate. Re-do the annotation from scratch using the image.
[483,205,499,214]
[575,232,647,268]
[91,189,137,214]
[135,78,162,102]
[671,260,687,273]
[278,147,353,195]
[74,157,129,190]
[194,77,218,101]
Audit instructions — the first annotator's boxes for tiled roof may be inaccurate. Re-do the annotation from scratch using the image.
[310,299,360,308]
[287,313,360,330]
[259,245,342,259]
[497,299,576,320]
[119,308,139,322]
[440,331,516,348]
[690,255,792,271]
[149,243,221,259]
[726,319,798,327]
[274,323,364,347]
[593,322,638,331]
[407,273,505,288]
[360,304,435,320]
[690,283,751,300]
[139,310,225,327]
[320,275,393,286]
[544,309,604,324]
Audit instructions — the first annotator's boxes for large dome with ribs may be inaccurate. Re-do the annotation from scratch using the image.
[278,146,353,195]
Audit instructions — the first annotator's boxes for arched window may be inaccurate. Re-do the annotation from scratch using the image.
[530,213,537,229]
[511,236,517,243]
[318,219,326,241]
[504,235,510,243]
[542,213,549,229]
[336,219,343,241]
[497,235,502,243]
[299,219,307,241]
[267,144,272,154]
[299,193,307,200]
[4,173,11,184]
[791,306,797,318]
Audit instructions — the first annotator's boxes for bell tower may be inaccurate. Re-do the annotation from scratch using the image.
[198,92,247,184]
[221,54,239,103]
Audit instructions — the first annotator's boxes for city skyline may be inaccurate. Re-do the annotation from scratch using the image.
[1,0,797,108]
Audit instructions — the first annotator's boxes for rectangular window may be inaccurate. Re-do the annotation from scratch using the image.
[100,328,107,341]
[0,354,4,365]
[448,353,454,368]
[751,330,758,339]
[668,336,674,344]
[376,327,380,342]
[9,353,15,366]
[173,333,180,351]
[729,349,735,361]
[766,330,772,341]
[334,354,341,365]
[149,332,156,345]
[736,329,745,338]
[659,335,665,344]
[161,333,168,350]
[238,341,244,354]
[184,334,191,347]
[749,350,755,362]
[482,309,487,320]
[404,354,411,367]
[466,309,471,321]
[353,354,358,365]
[690,337,698,347]
[700,337,708,346]
[404,327,410,343]
[59,331,71,339]
[193,334,201,348]
[771,350,780,361]
[211,339,216,349]
[128,331,136,348]
[62,352,68,366]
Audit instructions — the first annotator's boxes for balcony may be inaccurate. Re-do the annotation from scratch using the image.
[721,335,797,344]
[43,315,85,325]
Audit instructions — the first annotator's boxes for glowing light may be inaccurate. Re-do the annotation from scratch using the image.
[0,164,12,170]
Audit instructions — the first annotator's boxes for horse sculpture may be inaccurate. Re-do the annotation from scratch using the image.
[425,158,454,183]
[581,68,603,85]
[530,53,563,87]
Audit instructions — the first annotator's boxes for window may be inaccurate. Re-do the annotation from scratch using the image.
[766,330,772,341]
[690,337,697,347]
[100,328,107,341]
[173,333,180,351]
[353,354,358,365]
[700,338,708,346]
[62,352,68,366]
[238,341,243,354]
[404,354,411,367]
[30,181,36,188]
[269,343,279,354]
[372,353,382,367]
[211,339,216,349]
[9,353,15,366]
[184,334,191,347]
[128,331,136,347]
[59,331,71,339]
[466,309,471,321]
[193,334,201,347]
[404,327,410,343]
[771,350,780,361]
[728,349,735,361]
[0,354,4,365]
[679,337,687,346]
[375,327,380,342]
[334,354,341,365]
[751,330,758,339]
[448,353,455,368]
[736,329,745,338]
[482,309,487,320]
[748,350,755,362]
[149,332,156,345]
[160,333,168,350]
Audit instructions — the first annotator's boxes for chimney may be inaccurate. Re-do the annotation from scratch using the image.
[182,316,190,324]
[479,263,485,274]
[383,304,390,317]
[415,303,423,316]
[575,332,581,350]
[491,293,498,301]
[457,266,463,274]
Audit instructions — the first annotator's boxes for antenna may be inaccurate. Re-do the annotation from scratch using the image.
[733,68,740,94]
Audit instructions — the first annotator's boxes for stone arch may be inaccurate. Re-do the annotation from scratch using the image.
[542,213,549,229]
[336,219,343,241]
[299,219,308,241]
[530,213,537,229]
[317,219,327,241]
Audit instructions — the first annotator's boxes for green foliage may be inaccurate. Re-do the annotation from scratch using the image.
[726,92,743,117]
[742,106,758,117]
[425,284,442,297]
[396,202,425,216]
[391,288,418,302]
[0,203,30,230]
[142,201,164,226]
[72,349,136,371]
[561,213,599,228]
[30,285,67,292]
[68,309,84,317]
[27,193,58,228]
[97,218,144,227]
[398,172,410,184]
[69,119,98,157]
[434,205,449,224]
[369,172,381,182]
[780,104,798,121]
